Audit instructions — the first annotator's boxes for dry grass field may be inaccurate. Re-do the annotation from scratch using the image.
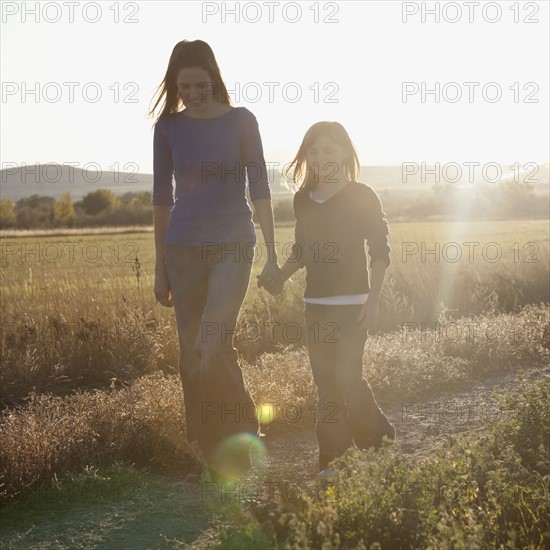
[0,220,548,548]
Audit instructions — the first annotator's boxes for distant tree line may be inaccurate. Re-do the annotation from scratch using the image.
[272,180,548,223]
[0,180,547,230]
[0,190,153,229]
[383,180,548,221]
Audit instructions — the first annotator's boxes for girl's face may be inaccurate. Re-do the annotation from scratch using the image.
[176,67,217,112]
[306,134,349,184]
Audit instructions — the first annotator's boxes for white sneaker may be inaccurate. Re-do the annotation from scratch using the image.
[316,468,337,481]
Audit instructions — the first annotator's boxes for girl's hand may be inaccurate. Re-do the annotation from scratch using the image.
[154,267,173,307]
[257,263,284,295]
[357,296,379,332]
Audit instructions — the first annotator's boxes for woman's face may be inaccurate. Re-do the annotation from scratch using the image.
[306,134,349,184]
[176,67,217,112]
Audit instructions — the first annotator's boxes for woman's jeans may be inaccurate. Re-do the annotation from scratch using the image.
[165,240,260,463]
[304,302,395,470]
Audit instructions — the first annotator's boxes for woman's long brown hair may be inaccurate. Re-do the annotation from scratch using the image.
[148,39,231,124]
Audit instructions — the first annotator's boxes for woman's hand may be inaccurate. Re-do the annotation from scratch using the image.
[154,266,173,307]
[257,262,284,295]
[357,295,379,332]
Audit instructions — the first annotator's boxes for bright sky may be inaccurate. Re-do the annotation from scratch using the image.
[1,0,549,177]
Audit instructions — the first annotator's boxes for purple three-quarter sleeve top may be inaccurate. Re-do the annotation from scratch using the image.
[152,106,271,245]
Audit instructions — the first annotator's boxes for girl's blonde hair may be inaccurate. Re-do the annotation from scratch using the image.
[283,121,360,193]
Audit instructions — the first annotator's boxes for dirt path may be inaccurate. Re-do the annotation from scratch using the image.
[185,364,550,549]
[2,365,548,549]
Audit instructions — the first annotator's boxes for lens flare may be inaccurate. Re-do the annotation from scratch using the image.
[207,432,266,480]
[257,403,276,425]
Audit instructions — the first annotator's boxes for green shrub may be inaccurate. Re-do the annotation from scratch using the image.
[214,379,550,549]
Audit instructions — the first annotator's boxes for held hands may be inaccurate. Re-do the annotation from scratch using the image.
[257,262,285,295]
[154,266,173,307]
[357,295,380,332]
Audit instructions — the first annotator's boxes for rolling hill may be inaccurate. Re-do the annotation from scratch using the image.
[1,163,548,202]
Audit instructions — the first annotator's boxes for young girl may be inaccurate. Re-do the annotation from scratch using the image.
[258,121,395,480]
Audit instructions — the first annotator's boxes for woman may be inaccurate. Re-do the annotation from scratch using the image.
[149,39,280,482]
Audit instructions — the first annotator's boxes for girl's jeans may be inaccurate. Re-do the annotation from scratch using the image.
[165,240,260,462]
[304,302,395,470]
